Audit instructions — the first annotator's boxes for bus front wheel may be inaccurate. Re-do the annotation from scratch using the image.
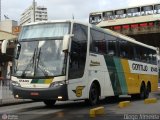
[43,100,56,107]
[86,83,99,106]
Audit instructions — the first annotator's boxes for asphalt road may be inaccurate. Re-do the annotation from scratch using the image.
[0,91,160,120]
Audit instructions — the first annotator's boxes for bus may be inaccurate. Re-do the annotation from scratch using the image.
[1,20,159,106]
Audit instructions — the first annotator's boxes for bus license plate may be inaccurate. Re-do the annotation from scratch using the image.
[30,92,39,96]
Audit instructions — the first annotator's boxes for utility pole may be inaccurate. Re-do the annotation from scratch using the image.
[0,0,1,21]
[33,0,35,22]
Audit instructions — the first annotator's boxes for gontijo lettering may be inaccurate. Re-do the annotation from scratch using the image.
[132,63,148,71]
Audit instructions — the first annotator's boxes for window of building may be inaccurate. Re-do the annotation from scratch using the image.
[127,7,140,17]
[103,11,115,20]
[141,6,153,15]
[154,4,160,14]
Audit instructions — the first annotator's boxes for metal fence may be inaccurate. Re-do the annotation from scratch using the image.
[0,79,30,105]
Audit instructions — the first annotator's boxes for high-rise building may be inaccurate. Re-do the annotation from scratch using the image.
[20,2,48,26]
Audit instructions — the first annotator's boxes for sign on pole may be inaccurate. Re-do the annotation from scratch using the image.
[12,26,21,35]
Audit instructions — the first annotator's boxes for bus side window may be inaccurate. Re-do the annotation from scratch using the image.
[128,43,135,60]
[90,29,106,54]
[105,34,117,56]
[119,39,128,58]
[151,50,157,64]
[108,40,117,56]
[135,46,141,61]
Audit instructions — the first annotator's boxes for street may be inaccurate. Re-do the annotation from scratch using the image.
[0,91,160,120]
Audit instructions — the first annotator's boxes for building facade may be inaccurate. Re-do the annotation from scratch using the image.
[0,20,18,33]
[20,2,48,25]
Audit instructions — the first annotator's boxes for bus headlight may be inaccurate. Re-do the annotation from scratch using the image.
[12,81,21,87]
[50,81,65,87]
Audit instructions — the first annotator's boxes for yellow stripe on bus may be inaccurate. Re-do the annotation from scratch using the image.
[45,79,53,84]
[121,59,136,94]
[121,59,158,94]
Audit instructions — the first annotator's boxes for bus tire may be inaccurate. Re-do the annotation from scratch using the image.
[86,83,99,106]
[43,100,56,107]
[145,83,151,99]
[139,83,146,99]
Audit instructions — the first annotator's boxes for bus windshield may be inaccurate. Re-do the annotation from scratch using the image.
[19,22,70,40]
[14,23,70,78]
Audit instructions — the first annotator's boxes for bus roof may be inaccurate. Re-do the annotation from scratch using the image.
[22,20,90,28]
[22,20,72,26]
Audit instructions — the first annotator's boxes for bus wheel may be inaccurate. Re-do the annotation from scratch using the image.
[145,84,151,99]
[43,100,56,107]
[140,84,146,99]
[87,83,99,106]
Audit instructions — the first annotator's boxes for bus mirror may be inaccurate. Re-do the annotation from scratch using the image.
[1,40,9,54]
[15,43,21,59]
[62,35,71,52]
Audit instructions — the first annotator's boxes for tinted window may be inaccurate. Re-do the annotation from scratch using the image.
[135,45,157,64]
[69,24,88,79]
[108,40,117,56]
[90,29,106,54]
[119,39,135,59]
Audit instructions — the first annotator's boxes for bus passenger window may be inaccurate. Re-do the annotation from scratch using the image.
[119,40,128,58]
[108,40,117,56]
[90,29,106,54]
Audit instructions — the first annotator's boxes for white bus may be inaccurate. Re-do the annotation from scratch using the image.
[2,20,159,106]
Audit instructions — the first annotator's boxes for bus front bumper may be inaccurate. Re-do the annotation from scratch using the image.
[12,84,68,101]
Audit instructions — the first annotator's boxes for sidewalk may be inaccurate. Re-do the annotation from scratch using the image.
[0,82,32,106]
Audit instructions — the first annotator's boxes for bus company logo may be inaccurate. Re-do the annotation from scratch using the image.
[72,86,85,97]
[2,114,8,120]
[90,60,101,66]
[132,63,148,72]
[19,79,29,82]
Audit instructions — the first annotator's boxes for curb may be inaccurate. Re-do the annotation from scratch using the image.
[89,106,105,117]
[118,101,130,108]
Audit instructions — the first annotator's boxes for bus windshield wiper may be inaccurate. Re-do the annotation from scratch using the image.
[21,48,37,77]
[36,48,51,76]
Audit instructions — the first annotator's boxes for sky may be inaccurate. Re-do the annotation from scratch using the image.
[1,0,160,23]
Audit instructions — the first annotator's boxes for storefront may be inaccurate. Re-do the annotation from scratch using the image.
[0,30,17,80]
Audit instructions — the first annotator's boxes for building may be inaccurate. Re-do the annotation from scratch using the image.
[0,30,17,79]
[20,2,48,25]
[89,3,160,50]
[0,19,19,79]
[0,20,18,33]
